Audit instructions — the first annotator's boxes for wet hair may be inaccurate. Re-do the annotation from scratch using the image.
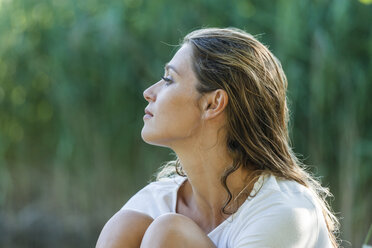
[155,27,339,247]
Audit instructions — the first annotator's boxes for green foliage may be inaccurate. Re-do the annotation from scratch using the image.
[0,0,371,247]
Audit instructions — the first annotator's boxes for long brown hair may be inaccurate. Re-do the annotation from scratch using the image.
[155,27,339,247]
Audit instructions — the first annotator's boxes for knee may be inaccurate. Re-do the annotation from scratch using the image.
[117,209,154,225]
[140,213,195,248]
[96,209,154,248]
[106,209,154,233]
[148,213,189,233]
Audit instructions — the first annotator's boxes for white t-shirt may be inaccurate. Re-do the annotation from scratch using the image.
[122,173,332,248]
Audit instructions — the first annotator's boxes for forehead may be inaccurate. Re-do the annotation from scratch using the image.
[167,44,193,76]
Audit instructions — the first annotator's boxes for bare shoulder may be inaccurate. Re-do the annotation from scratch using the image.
[96,209,154,248]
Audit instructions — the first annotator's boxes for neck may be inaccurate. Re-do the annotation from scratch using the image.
[171,130,253,228]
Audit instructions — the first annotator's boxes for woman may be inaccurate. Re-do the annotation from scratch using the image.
[96,27,339,248]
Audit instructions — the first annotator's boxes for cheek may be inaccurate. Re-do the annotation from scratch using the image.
[159,87,199,118]
[159,96,200,130]
[143,93,202,142]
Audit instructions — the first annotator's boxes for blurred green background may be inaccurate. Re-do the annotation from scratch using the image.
[0,0,371,247]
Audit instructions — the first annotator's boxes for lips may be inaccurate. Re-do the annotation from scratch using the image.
[144,108,153,117]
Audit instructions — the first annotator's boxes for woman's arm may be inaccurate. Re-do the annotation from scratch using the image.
[96,209,154,248]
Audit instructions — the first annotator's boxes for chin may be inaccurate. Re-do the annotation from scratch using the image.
[141,129,151,143]
[141,129,159,145]
[141,129,171,148]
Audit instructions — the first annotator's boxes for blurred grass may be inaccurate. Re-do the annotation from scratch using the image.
[0,0,371,247]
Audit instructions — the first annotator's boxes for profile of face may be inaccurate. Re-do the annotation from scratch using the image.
[141,44,203,148]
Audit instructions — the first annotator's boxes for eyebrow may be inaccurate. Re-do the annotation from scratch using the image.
[164,63,180,75]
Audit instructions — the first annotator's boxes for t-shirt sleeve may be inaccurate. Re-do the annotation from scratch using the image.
[234,205,318,248]
[120,178,179,219]
[121,183,155,214]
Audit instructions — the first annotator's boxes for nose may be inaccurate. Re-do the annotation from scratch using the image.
[143,83,157,102]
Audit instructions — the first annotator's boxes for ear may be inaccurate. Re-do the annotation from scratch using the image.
[201,89,229,120]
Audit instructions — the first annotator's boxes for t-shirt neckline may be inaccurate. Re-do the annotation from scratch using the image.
[171,174,266,236]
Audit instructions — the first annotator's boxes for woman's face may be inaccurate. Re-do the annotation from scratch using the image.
[141,44,203,147]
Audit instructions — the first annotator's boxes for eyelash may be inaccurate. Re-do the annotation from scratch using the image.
[161,76,173,85]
